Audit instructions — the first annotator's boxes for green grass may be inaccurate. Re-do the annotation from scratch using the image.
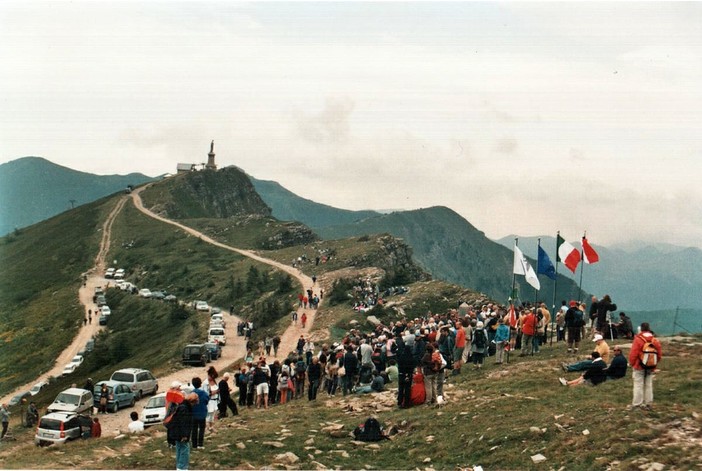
[2,336,699,469]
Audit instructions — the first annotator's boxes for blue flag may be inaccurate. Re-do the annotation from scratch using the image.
[537,245,557,280]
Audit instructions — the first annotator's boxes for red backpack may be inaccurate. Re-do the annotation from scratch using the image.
[638,334,659,370]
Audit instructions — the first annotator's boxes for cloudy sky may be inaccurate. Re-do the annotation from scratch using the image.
[1,1,701,248]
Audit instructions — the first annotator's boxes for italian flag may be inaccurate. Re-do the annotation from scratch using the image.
[557,234,581,273]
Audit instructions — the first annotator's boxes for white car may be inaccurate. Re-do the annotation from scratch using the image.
[139,288,152,298]
[210,313,225,327]
[195,301,210,312]
[30,381,48,396]
[70,355,83,367]
[114,268,125,280]
[208,326,226,345]
[140,393,166,427]
[105,268,116,279]
[100,305,111,316]
[62,363,77,376]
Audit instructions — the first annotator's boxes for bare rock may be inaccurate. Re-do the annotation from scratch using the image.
[274,452,300,465]
[367,316,381,326]
[531,454,547,464]
[236,442,246,449]
[263,441,285,448]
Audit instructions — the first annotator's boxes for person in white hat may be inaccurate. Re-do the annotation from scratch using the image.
[561,334,610,372]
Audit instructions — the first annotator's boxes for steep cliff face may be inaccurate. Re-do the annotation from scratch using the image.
[345,234,430,284]
[142,167,272,219]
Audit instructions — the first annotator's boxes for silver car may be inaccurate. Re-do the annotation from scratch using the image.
[109,368,158,399]
[34,412,93,446]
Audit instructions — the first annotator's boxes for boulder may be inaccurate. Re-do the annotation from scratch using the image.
[274,452,300,465]
[366,316,381,326]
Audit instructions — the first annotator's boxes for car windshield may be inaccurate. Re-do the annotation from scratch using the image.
[38,418,63,431]
[71,357,81,363]
[111,372,134,382]
[145,396,166,409]
[55,393,79,405]
[30,385,41,393]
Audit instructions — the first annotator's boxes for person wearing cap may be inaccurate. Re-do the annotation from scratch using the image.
[603,346,628,380]
[169,392,198,471]
[561,334,610,372]
[559,351,607,387]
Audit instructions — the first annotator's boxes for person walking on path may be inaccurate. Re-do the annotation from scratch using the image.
[217,373,238,418]
[1,403,10,439]
[629,322,662,409]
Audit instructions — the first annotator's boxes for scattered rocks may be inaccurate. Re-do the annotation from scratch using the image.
[262,441,285,448]
[236,442,246,449]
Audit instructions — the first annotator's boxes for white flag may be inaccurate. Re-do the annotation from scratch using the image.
[513,245,541,290]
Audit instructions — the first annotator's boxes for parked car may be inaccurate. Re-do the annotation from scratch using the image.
[204,342,222,361]
[62,363,77,376]
[105,268,115,279]
[85,339,95,352]
[138,288,152,298]
[95,295,107,306]
[164,294,177,303]
[210,313,225,327]
[182,344,209,366]
[140,392,166,427]
[208,327,226,345]
[34,412,93,446]
[114,268,125,280]
[195,301,210,312]
[47,388,94,414]
[98,315,108,325]
[94,286,104,296]
[211,307,222,315]
[109,368,158,399]
[100,305,111,316]
[30,381,48,396]
[70,355,84,367]
[93,381,136,413]
[150,290,165,300]
[9,391,32,406]
[118,281,135,291]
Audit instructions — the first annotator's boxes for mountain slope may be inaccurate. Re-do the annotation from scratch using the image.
[250,176,379,227]
[311,206,583,304]
[0,157,155,235]
[495,235,702,311]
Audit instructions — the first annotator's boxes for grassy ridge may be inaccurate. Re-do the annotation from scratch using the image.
[0,198,110,396]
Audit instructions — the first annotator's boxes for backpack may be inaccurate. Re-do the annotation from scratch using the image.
[390,340,398,355]
[573,310,585,328]
[163,401,179,429]
[473,329,486,350]
[638,335,659,370]
[295,360,307,374]
[353,417,384,442]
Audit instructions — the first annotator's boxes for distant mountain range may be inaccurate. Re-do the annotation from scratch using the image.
[494,235,702,311]
[3,157,698,314]
[0,157,155,235]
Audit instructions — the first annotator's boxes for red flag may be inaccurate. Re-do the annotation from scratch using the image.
[509,304,517,328]
[582,237,599,264]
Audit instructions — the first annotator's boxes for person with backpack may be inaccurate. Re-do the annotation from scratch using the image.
[421,344,440,405]
[628,322,662,410]
[168,393,198,471]
[471,322,489,368]
[396,333,417,408]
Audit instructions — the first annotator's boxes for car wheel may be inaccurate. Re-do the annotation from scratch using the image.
[136,390,142,400]
[111,402,119,413]
[130,397,136,408]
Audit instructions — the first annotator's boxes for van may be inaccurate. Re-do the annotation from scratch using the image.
[182,344,209,366]
[109,368,158,399]
[208,327,226,345]
[47,388,94,415]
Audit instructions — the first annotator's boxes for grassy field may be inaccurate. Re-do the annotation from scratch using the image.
[1,333,699,470]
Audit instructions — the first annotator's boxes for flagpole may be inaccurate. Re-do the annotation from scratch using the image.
[577,232,586,302]
[534,238,541,307]
[534,238,541,356]
[550,233,560,346]
[507,237,519,364]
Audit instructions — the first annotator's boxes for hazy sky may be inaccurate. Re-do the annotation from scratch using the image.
[2,1,701,248]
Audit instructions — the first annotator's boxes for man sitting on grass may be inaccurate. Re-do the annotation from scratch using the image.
[559,351,607,387]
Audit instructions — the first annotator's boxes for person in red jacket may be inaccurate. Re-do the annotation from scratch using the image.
[519,309,537,356]
[628,322,662,409]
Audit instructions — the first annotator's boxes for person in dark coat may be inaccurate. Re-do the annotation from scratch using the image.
[342,345,359,396]
[396,333,417,408]
[217,373,238,418]
[592,295,617,334]
[168,392,197,471]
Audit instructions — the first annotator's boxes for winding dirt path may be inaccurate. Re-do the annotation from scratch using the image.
[1,185,324,439]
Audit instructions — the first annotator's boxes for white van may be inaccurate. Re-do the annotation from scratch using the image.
[208,327,226,345]
[47,388,94,415]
